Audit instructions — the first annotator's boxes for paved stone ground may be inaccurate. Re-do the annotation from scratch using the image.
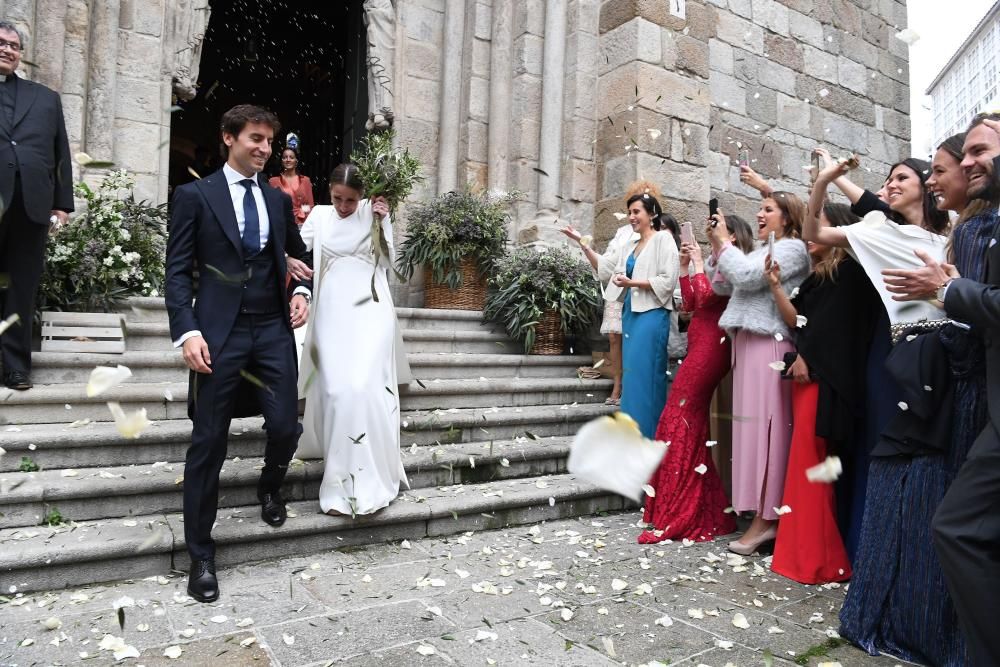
[0,510,913,666]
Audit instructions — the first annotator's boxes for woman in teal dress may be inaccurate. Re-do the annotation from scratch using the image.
[595,192,679,437]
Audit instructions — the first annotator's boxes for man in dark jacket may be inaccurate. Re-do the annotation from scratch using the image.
[883,112,1000,666]
[0,20,74,389]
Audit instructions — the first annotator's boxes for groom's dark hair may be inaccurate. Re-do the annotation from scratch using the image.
[219,104,280,158]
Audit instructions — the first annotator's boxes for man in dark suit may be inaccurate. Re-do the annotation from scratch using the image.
[0,21,73,390]
[882,113,1000,666]
[165,104,311,603]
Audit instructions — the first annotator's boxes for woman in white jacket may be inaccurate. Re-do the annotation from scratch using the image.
[565,192,678,437]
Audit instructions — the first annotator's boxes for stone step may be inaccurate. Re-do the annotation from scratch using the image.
[0,437,572,529]
[0,404,614,471]
[0,377,610,425]
[0,473,627,593]
[120,321,523,354]
[27,351,593,385]
[119,297,495,332]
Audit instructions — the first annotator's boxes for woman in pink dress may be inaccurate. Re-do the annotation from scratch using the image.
[269,147,315,227]
[640,215,755,544]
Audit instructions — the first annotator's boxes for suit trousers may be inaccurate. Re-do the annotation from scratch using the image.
[184,313,300,561]
[0,176,47,374]
[932,422,1000,667]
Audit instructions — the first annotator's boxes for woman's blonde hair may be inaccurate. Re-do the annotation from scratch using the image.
[812,203,856,283]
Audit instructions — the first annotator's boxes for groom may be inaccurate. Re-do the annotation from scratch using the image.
[165,104,311,602]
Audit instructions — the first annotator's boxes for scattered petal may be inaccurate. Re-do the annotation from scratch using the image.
[416,644,436,656]
[806,456,843,483]
[240,637,257,648]
[611,578,628,591]
[86,365,132,397]
[163,646,183,659]
[768,361,787,372]
[774,505,792,516]
[895,28,920,45]
[688,608,705,619]
[732,612,751,629]
[641,484,656,497]
[560,608,574,621]
[41,617,62,631]
[282,633,295,646]
[694,464,708,475]
[655,615,673,627]
[898,401,909,411]
[796,315,808,328]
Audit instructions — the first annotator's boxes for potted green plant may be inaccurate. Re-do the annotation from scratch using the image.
[37,169,167,313]
[396,189,516,310]
[483,245,603,354]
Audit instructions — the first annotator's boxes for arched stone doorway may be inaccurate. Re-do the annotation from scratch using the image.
[168,0,369,203]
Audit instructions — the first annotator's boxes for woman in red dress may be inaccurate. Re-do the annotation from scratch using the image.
[639,214,755,544]
[269,147,315,227]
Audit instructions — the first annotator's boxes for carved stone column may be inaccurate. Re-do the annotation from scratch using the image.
[364,0,395,114]
[436,0,465,194]
[33,0,67,91]
[487,0,513,193]
[534,0,567,215]
[84,0,120,161]
[165,0,210,102]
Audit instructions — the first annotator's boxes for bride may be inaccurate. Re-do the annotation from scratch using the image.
[296,163,409,516]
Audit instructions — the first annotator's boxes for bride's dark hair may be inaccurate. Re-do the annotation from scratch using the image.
[329,163,364,193]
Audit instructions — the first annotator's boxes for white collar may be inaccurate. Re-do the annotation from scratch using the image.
[223,162,259,186]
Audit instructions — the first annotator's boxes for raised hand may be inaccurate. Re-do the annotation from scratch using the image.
[559,224,583,243]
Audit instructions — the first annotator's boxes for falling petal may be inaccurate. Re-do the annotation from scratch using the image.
[107,402,152,439]
[774,505,793,515]
[898,401,909,411]
[0,313,19,335]
[796,315,808,328]
[768,361,787,372]
[806,456,843,483]
[895,28,920,45]
[567,413,667,502]
[694,463,708,475]
[642,484,656,497]
[86,365,132,397]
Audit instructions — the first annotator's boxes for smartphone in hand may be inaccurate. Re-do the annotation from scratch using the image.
[810,151,821,185]
[680,221,695,245]
[708,198,718,218]
[738,148,750,167]
[767,231,775,260]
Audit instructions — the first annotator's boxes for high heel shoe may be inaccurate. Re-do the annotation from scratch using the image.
[727,526,777,556]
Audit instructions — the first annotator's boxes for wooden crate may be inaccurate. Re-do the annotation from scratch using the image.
[40,312,126,354]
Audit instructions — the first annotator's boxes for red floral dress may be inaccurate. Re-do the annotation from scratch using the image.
[639,272,737,543]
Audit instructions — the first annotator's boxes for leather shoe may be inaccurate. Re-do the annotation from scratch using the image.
[3,371,31,390]
[187,559,219,603]
[260,492,287,527]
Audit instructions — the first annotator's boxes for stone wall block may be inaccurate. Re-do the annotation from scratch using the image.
[600,0,717,39]
[711,121,783,177]
[661,28,678,70]
[468,75,490,121]
[765,33,803,71]
[788,9,824,49]
[471,37,491,77]
[511,115,541,161]
[514,0,545,36]
[800,44,838,84]
[597,63,710,125]
[727,0,754,19]
[795,76,875,125]
[567,158,597,202]
[746,86,777,127]
[113,120,161,174]
[841,32,880,69]
[715,11,764,55]
[756,59,797,96]
[62,94,85,145]
[829,0,861,34]
[776,0,816,14]
[567,31,601,77]
[568,114,597,162]
[404,38,443,80]
[681,121,711,166]
[676,35,710,79]
[514,33,544,76]
[133,0,164,36]
[599,17,662,76]
[401,2,445,43]
[860,10,888,49]
[837,55,867,95]
[882,106,910,141]
[878,50,908,84]
[637,154,711,202]
[474,1,492,39]
[114,77,161,123]
[404,76,442,123]
[751,0,790,36]
[709,38,734,75]
[732,49,758,84]
[710,71,747,114]
[116,31,161,81]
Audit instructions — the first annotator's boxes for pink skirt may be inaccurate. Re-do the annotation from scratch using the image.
[729,329,793,521]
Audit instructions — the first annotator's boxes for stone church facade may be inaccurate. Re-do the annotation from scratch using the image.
[17,0,909,304]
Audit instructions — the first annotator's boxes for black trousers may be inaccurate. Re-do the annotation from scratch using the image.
[932,422,1000,667]
[184,313,300,561]
[0,177,47,375]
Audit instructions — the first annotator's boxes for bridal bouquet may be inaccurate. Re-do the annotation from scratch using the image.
[349,126,422,301]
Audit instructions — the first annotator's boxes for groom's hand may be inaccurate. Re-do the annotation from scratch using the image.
[182,335,213,374]
[290,295,309,329]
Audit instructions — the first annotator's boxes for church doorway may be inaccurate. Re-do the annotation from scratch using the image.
[168,0,369,203]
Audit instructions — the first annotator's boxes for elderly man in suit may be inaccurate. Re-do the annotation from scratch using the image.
[883,113,1000,666]
[0,20,73,390]
[165,104,311,602]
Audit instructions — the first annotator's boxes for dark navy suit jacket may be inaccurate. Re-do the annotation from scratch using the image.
[164,168,311,416]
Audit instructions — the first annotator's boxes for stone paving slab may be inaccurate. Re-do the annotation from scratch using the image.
[0,510,914,666]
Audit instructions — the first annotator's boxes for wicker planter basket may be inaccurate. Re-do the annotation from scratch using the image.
[530,310,564,355]
[423,257,487,310]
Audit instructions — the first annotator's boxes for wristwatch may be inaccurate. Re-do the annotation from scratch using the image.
[935,279,954,304]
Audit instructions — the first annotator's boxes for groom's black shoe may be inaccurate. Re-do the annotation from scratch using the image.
[260,492,287,527]
[187,559,219,603]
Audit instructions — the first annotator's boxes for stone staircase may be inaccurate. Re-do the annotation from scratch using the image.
[0,298,619,593]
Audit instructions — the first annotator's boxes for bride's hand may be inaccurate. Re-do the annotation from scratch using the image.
[371,196,389,218]
[286,255,313,281]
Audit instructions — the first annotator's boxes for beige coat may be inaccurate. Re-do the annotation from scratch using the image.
[596,229,679,313]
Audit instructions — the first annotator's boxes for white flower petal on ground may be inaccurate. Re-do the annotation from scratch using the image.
[106,402,152,439]
[282,633,295,646]
[567,413,668,502]
[361,574,373,583]
[715,639,734,650]
[694,464,708,475]
[112,596,135,610]
[611,578,628,591]
[400,539,412,549]
[767,626,785,634]
[647,128,662,140]
[236,618,254,628]
[688,608,705,619]
[732,612,750,629]
[416,644,436,656]
[86,365,132,397]
[163,646,183,659]
[180,628,196,638]
[806,456,843,483]
[209,615,228,624]
[500,458,510,467]
[473,629,499,642]
[425,606,442,616]
[240,637,257,648]
[655,614,673,627]
[40,617,62,631]
[597,607,609,615]
[560,608,574,621]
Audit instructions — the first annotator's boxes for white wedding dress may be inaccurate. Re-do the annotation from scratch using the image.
[296,201,409,515]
